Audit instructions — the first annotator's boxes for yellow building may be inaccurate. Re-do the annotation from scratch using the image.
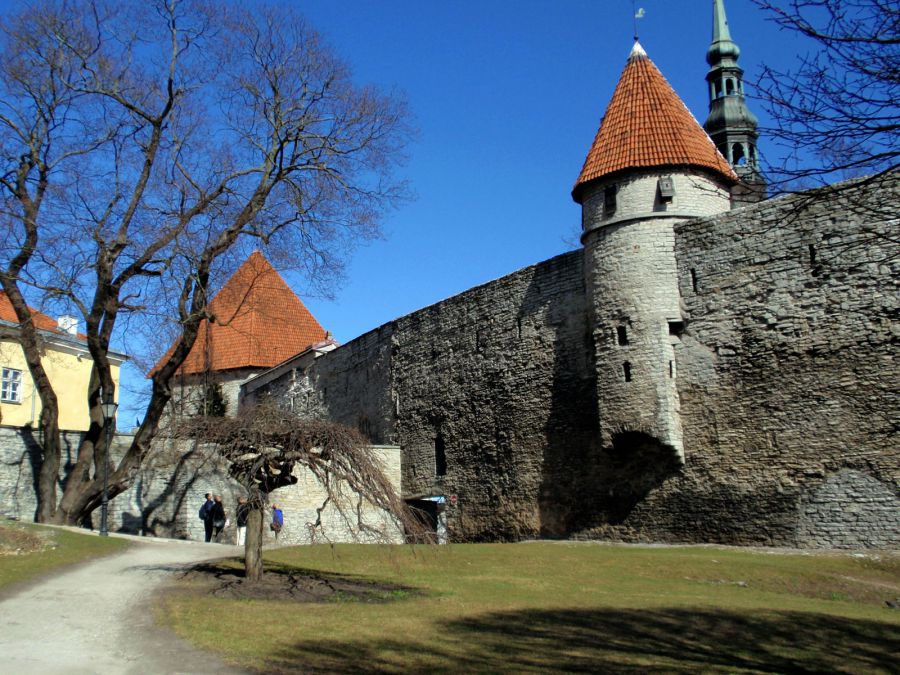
[0,294,124,431]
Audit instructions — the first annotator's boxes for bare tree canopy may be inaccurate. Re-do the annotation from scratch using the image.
[180,404,423,581]
[753,0,899,188]
[0,0,410,525]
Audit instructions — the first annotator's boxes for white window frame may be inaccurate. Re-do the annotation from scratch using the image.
[1,367,23,403]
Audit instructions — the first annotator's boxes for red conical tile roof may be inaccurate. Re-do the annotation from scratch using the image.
[152,251,327,376]
[573,42,737,202]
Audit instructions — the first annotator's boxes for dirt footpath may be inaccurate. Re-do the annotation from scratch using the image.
[0,532,248,675]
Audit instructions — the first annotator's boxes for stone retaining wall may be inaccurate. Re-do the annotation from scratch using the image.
[0,426,402,545]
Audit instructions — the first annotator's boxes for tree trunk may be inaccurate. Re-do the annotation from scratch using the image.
[34,416,60,523]
[244,508,265,582]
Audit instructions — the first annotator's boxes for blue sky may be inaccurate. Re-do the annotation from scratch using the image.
[120,0,799,422]
[294,0,792,335]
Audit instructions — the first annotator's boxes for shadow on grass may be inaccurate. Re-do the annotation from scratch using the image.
[267,607,899,673]
[167,560,421,603]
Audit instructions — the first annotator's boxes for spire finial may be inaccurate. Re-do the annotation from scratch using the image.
[712,0,732,43]
[632,1,646,42]
[707,0,740,65]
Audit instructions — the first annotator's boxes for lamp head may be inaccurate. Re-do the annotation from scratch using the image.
[101,400,118,421]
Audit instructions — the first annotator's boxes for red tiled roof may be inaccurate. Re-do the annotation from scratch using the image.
[152,252,327,376]
[573,42,737,202]
[0,292,86,341]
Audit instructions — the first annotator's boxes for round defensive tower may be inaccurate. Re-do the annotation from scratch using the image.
[572,40,737,461]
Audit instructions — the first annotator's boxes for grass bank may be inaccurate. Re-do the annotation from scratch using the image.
[0,518,128,591]
[160,542,900,673]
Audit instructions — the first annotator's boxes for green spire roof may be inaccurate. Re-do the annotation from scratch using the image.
[707,0,740,65]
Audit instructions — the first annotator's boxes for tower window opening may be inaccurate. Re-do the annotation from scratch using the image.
[623,361,632,382]
[668,320,685,337]
[669,360,676,378]
[726,78,735,95]
[714,81,723,98]
[604,185,617,215]
[690,268,698,292]
[435,432,447,477]
[732,143,746,165]
[616,325,628,345]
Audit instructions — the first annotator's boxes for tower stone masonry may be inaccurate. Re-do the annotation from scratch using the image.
[573,41,736,462]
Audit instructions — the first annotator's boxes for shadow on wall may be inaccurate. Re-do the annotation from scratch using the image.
[516,254,600,538]
[263,607,898,673]
[597,431,683,525]
[124,440,222,538]
[523,253,682,537]
[16,426,42,521]
[17,427,81,522]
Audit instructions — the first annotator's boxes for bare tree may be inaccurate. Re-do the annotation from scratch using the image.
[0,1,410,524]
[753,0,899,188]
[180,405,422,581]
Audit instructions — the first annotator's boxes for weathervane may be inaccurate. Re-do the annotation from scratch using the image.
[632,0,646,41]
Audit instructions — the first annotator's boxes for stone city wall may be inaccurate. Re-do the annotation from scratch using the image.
[258,177,898,549]
[255,251,597,541]
[581,177,900,547]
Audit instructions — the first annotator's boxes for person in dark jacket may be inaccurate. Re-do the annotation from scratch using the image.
[235,497,250,546]
[211,495,227,543]
[200,493,215,543]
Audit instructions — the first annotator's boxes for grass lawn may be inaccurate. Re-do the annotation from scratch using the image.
[160,542,900,673]
[0,518,128,592]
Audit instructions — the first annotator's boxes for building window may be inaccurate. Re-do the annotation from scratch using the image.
[1,368,23,403]
[435,432,447,477]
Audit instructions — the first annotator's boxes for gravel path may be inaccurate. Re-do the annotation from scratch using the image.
[0,531,248,675]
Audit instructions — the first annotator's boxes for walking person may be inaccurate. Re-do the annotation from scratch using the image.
[270,503,284,540]
[211,495,227,542]
[199,493,215,543]
[235,497,249,546]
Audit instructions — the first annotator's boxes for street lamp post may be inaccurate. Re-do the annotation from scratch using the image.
[99,397,118,537]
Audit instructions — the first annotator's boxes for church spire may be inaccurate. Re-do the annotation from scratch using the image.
[703,0,765,201]
[709,0,739,62]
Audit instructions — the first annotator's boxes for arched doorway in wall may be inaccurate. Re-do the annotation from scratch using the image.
[405,495,447,544]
